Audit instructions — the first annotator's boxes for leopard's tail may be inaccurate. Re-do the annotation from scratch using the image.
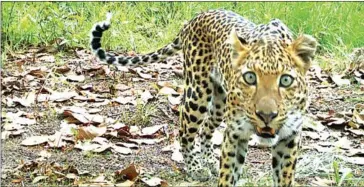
[90,12,182,66]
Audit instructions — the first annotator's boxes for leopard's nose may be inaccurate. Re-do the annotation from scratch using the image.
[255,110,278,125]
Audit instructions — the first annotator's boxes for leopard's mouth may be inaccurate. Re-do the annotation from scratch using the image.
[256,127,276,138]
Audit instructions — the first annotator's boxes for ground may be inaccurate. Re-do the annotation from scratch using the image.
[1,47,364,186]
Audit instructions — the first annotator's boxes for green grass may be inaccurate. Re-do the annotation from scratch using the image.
[1,2,363,60]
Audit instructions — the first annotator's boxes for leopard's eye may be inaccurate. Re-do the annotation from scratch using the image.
[280,74,294,87]
[243,72,257,85]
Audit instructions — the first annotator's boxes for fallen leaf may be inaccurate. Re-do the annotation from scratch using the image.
[21,136,52,146]
[168,95,182,105]
[140,90,154,103]
[62,107,104,125]
[11,178,23,184]
[330,74,350,86]
[32,176,48,184]
[141,177,166,187]
[115,164,139,181]
[65,173,78,180]
[115,180,135,187]
[303,118,326,132]
[1,129,25,140]
[55,65,71,74]
[345,127,364,136]
[26,67,46,78]
[140,124,166,136]
[337,156,364,165]
[159,87,178,95]
[177,181,204,186]
[47,131,67,148]
[38,91,78,102]
[76,126,107,140]
[128,138,165,145]
[335,136,352,150]
[12,91,36,107]
[157,81,175,88]
[115,84,131,91]
[67,74,85,82]
[302,131,320,140]
[112,145,132,155]
[310,176,334,186]
[113,96,137,105]
[110,123,126,130]
[115,142,139,149]
[345,149,364,157]
[327,118,347,126]
[74,141,111,153]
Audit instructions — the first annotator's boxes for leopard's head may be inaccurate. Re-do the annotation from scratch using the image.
[228,30,317,139]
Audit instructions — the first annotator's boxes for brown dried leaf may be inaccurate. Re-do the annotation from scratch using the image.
[55,65,71,74]
[115,164,139,181]
[62,107,104,124]
[27,68,47,78]
[76,126,107,140]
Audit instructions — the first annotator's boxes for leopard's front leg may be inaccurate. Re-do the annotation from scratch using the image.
[271,133,301,187]
[218,123,251,187]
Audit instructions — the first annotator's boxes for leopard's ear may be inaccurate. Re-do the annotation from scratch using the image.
[228,28,249,67]
[288,34,317,73]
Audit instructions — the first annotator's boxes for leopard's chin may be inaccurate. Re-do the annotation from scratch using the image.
[255,134,280,147]
[256,132,276,138]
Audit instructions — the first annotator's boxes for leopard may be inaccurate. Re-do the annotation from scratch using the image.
[90,9,317,187]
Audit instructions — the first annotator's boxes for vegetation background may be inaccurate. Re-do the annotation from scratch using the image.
[2,2,363,60]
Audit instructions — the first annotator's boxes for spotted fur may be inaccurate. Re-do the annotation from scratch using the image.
[91,10,317,187]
